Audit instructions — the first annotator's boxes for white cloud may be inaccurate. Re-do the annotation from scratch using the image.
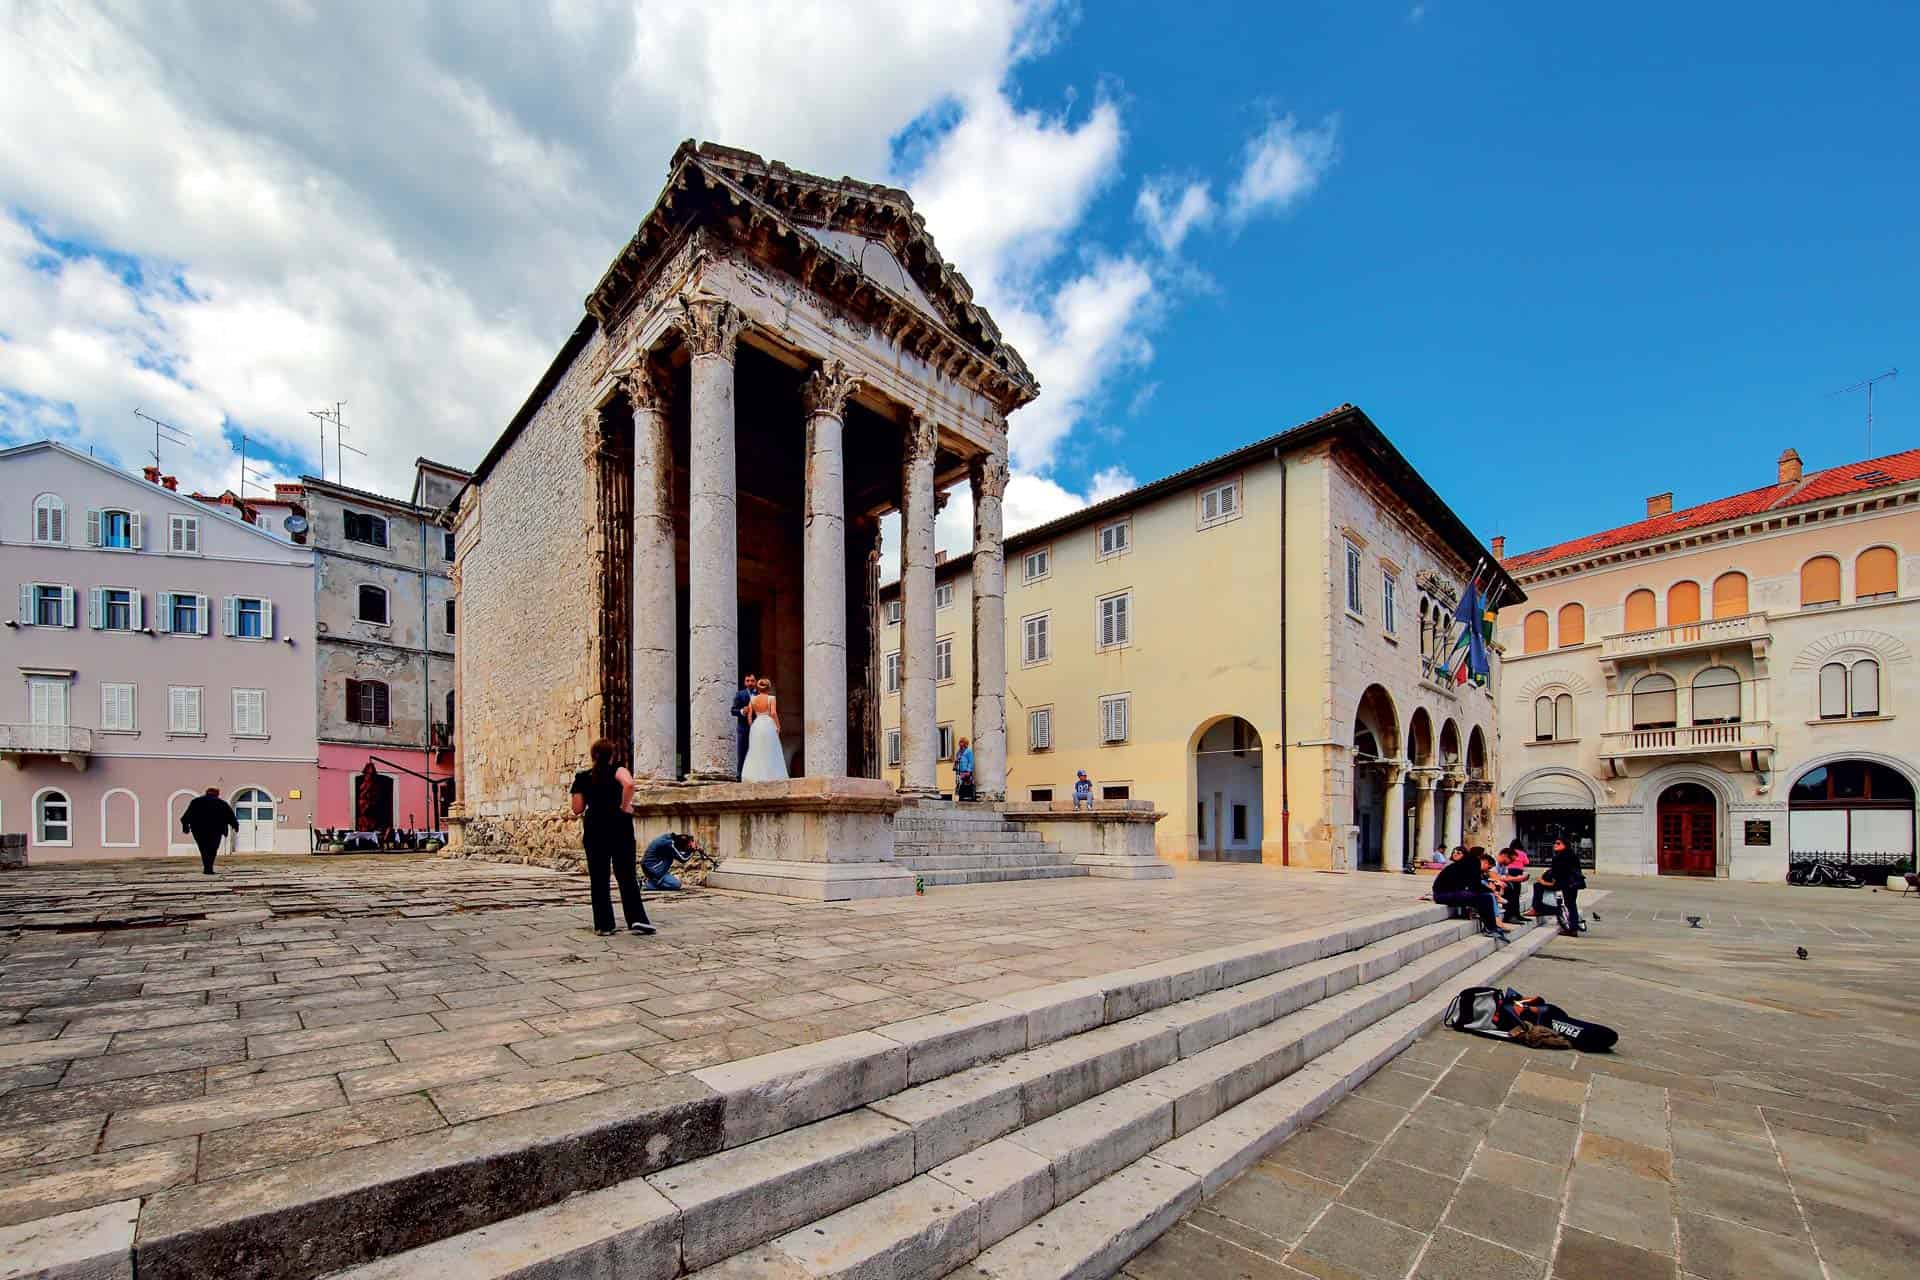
[1135,177,1215,253]
[1227,115,1339,226]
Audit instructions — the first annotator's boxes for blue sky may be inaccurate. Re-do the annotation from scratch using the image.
[1,2,1913,558]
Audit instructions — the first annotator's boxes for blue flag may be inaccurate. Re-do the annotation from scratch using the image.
[1451,579,1490,683]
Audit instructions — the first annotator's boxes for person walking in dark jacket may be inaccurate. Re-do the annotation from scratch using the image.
[1432,850,1509,937]
[1541,839,1586,936]
[570,738,654,937]
[181,787,238,875]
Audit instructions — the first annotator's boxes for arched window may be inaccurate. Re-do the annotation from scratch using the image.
[1711,571,1748,619]
[1691,666,1741,725]
[1800,556,1841,608]
[33,788,72,846]
[1522,610,1549,654]
[1855,546,1897,601]
[1819,658,1881,719]
[101,788,140,848]
[1624,588,1656,632]
[32,494,66,545]
[1667,581,1701,626]
[1632,673,1677,730]
[357,585,390,625]
[1533,692,1575,741]
[1557,603,1585,647]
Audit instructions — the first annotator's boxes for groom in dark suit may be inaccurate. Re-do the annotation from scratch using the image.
[732,673,755,779]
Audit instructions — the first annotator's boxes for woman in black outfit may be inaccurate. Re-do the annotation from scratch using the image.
[569,738,655,937]
[1541,838,1586,936]
[1432,850,1509,937]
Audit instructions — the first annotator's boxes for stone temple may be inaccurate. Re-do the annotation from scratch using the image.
[447,142,1161,896]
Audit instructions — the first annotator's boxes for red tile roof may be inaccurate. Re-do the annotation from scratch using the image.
[1505,448,1920,572]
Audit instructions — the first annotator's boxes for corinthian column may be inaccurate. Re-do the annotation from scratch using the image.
[679,296,744,781]
[898,414,939,796]
[622,365,677,780]
[1444,785,1464,849]
[1380,764,1406,872]
[801,360,859,777]
[970,451,1009,800]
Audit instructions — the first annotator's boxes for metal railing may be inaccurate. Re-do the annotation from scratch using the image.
[1599,719,1771,756]
[1600,611,1768,660]
[0,724,94,754]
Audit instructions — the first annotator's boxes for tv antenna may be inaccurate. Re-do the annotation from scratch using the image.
[338,438,367,486]
[237,432,272,502]
[1833,369,1898,456]
[132,408,192,472]
[307,401,344,481]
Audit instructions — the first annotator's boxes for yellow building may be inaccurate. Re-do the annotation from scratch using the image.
[880,405,1520,870]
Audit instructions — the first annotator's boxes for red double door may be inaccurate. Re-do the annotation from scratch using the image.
[1657,785,1716,876]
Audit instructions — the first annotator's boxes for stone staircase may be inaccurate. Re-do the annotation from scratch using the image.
[208,903,1587,1280]
[891,803,1086,887]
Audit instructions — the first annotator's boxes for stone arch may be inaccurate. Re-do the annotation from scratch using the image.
[100,788,140,848]
[1352,685,1400,760]
[1513,667,1594,703]
[1406,707,1434,767]
[1791,629,1912,670]
[1783,749,1920,796]
[1501,764,1605,810]
[1437,718,1461,769]
[1628,761,1740,811]
[1187,714,1265,861]
[1466,726,1488,779]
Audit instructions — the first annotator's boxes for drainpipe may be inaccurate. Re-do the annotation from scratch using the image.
[1275,446,1290,866]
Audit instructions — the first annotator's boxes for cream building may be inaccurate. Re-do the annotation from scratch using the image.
[1494,446,1920,881]
[880,405,1519,870]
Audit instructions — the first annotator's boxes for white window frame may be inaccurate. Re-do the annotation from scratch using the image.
[934,581,955,611]
[168,685,204,736]
[885,728,903,767]
[885,650,901,695]
[936,723,955,761]
[32,494,66,546]
[90,587,143,632]
[1022,546,1051,584]
[225,595,274,640]
[1096,590,1132,651]
[232,687,268,738]
[1029,705,1053,752]
[1096,517,1131,560]
[1344,541,1364,617]
[1100,692,1131,744]
[31,787,73,848]
[20,582,76,628]
[1198,480,1240,529]
[886,600,902,625]
[157,591,210,637]
[1021,611,1051,666]
[934,635,954,684]
[1819,657,1882,720]
[357,584,391,626]
[168,514,201,555]
[1382,572,1398,636]
[99,788,140,849]
[88,507,142,551]
[28,676,69,729]
[100,682,138,733]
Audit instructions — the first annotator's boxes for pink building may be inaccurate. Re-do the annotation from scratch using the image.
[1,442,319,858]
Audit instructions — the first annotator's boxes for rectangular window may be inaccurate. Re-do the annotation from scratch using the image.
[344,510,389,547]
[1232,803,1249,843]
[885,728,903,767]
[168,515,200,554]
[168,685,203,734]
[1097,591,1131,649]
[91,587,140,632]
[100,682,137,732]
[886,600,902,625]
[1345,541,1363,615]
[1535,697,1556,742]
[90,508,141,550]
[1029,787,1054,803]
[885,651,901,694]
[232,688,267,738]
[228,596,271,639]
[1102,784,1131,801]
[1022,612,1050,665]
[25,583,68,627]
[164,592,205,635]
[29,677,68,727]
[1029,706,1053,752]
[934,636,954,683]
[1199,481,1239,527]
[1100,693,1130,743]
[443,530,457,561]
[1023,547,1050,583]
[1097,519,1129,558]
[444,600,456,635]
[937,724,954,760]
[935,582,954,611]
[1197,801,1206,841]
[1383,573,1397,635]
[345,679,391,726]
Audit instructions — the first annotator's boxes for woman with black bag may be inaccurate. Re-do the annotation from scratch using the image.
[1539,838,1586,937]
[569,737,656,937]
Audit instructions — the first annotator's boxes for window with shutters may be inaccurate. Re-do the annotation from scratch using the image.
[23,583,69,627]
[934,636,954,683]
[1624,588,1657,632]
[1022,612,1050,665]
[1100,693,1130,743]
[32,494,66,545]
[1855,546,1898,601]
[168,515,200,554]
[344,510,389,547]
[230,596,270,639]
[1667,580,1701,625]
[232,688,267,738]
[1096,518,1130,559]
[95,588,138,631]
[93,508,139,550]
[1801,556,1841,608]
[1818,658,1881,719]
[937,724,954,760]
[1198,481,1239,528]
[1522,610,1549,654]
[357,585,390,625]
[1022,547,1050,583]
[1382,573,1397,636]
[28,677,67,728]
[100,683,138,733]
[886,600,902,625]
[935,582,954,611]
[345,679,391,726]
[1532,692,1575,742]
[33,789,71,846]
[1557,603,1585,646]
[1711,571,1748,619]
[885,651,901,694]
[164,592,206,635]
[1631,674,1677,730]
[1690,666,1741,725]
[885,729,902,767]
[168,686,204,735]
[1344,542,1364,616]
[1097,591,1131,650]
[1029,706,1053,751]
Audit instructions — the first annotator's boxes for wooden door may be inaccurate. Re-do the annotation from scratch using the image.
[1657,791,1716,876]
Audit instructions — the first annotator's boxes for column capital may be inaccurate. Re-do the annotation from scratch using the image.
[904,413,937,461]
[970,452,1009,501]
[614,363,666,414]
[801,359,862,419]
[677,296,744,361]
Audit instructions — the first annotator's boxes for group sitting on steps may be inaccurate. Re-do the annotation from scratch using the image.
[1428,838,1588,941]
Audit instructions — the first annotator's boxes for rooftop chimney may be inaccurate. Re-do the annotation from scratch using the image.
[161,475,178,492]
[275,482,304,501]
[142,465,161,484]
[935,550,949,566]
[1646,492,1673,518]
[1491,534,1506,560]
[1777,448,1803,485]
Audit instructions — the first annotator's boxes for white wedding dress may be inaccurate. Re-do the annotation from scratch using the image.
[741,698,788,781]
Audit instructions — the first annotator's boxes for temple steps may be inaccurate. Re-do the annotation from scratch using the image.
[308,903,1573,1280]
[891,804,1085,887]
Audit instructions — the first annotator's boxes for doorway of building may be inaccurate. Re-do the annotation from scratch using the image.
[232,788,277,853]
[1656,782,1717,876]
[1193,716,1262,862]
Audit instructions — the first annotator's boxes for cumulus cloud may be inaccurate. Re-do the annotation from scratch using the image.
[1227,114,1339,226]
[1135,177,1215,253]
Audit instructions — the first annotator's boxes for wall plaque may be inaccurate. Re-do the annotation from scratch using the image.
[1744,819,1771,847]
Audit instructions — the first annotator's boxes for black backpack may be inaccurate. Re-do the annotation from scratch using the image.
[1444,986,1618,1052]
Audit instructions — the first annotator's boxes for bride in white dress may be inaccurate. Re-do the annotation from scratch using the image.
[740,678,788,782]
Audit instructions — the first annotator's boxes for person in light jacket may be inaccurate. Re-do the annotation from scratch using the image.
[954,738,975,801]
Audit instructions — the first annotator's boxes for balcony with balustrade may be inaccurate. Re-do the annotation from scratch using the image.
[1599,611,1770,664]
[0,724,93,770]
[1597,669,1775,775]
